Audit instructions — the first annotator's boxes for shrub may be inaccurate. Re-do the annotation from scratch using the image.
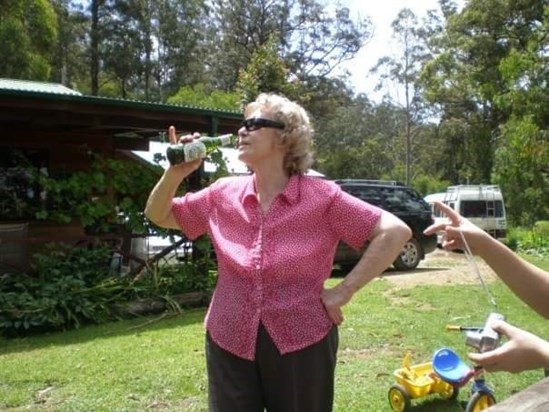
[533,221,549,237]
[0,240,217,337]
[504,227,522,251]
[506,224,549,259]
[0,244,126,336]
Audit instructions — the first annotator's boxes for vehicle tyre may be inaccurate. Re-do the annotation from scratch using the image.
[465,391,496,412]
[393,237,422,271]
[388,383,411,412]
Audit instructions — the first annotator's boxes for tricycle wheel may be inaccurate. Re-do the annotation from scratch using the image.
[388,383,411,412]
[440,384,460,401]
[465,391,496,412]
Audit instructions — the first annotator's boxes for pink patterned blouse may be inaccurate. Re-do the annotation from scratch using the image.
[171,174,381,360]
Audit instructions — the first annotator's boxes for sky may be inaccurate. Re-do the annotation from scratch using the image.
[336,0,448,102]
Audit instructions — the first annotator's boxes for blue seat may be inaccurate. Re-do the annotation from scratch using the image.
[432,347,472,384]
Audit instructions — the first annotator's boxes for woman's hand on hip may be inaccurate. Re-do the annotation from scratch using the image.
[321,285,353,326]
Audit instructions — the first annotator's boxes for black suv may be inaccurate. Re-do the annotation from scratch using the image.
[334,179,437,271]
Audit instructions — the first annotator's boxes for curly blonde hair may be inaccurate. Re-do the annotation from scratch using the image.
[244,93,314,175]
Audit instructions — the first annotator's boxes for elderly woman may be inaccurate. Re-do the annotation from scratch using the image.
[145,93,411,412]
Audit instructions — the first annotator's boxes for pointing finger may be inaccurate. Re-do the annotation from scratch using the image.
[168,125,177,144]
[433,201,461,225]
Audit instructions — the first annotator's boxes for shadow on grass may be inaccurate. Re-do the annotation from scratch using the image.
[331,266,451,278]
[382,267,452,277]
[406,397,465,411]
[0,306,207,356]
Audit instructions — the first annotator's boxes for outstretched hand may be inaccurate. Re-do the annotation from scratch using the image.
[423,201,490,254]
[468,320,549,373]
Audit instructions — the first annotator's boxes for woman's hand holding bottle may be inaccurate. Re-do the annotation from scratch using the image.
[165,126,203,176]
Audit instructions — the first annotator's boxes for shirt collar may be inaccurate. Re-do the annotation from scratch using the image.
[242,174,301,206]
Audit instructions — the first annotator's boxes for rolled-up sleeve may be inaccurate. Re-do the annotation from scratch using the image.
[328,188,382,250]
[171,186,212,240]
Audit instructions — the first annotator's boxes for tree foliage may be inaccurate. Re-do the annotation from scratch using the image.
[36,153,159,235]
[167,83,240,111]
[0,0,58,79]
[421,0,548,224]
[494,116,549,226]
[207,0,372,91]
[370,8,435,185]
[235,36,303,107]
[0,0,547,224]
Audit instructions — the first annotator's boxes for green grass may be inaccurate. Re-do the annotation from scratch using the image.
[1,256,548,411]
[523,253,549,271]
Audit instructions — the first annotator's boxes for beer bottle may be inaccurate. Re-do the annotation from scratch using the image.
[166,134,236,166]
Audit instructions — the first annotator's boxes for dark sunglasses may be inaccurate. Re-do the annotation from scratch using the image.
[241,117,285,132]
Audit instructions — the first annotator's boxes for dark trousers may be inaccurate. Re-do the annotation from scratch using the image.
[206,323,339,412]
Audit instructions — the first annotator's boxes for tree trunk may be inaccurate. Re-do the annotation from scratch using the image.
[112,291,212,317]
[90,0,100,95]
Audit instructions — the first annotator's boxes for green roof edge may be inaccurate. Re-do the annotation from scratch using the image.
[0,85,242,118]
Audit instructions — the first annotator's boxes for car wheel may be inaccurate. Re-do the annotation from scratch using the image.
[393,237,421,271]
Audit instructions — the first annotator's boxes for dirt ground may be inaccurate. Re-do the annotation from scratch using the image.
[381,248,498,288]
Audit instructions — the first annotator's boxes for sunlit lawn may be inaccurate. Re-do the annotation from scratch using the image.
[1,255,548,411]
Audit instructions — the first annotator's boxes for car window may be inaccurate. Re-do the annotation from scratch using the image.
[342,184,429,213]
[389,188,429,212]
[344,186,386,208]
[460,200,505,218]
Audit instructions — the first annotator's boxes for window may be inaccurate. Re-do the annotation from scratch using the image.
[0,148,48,220]
[345,187,386,208]
[384,188,428,213]
[460,201,505,218]
[342,185,429,213]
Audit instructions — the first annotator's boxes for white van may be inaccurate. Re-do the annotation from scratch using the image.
[424,185,507,244]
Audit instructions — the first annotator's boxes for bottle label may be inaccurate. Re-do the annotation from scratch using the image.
[219,135,232,145]
[184,141,207,162]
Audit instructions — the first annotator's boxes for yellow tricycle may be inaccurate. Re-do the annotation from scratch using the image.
[388,352,459,412]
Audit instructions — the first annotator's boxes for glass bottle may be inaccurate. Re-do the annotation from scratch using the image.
[166,134,236,166]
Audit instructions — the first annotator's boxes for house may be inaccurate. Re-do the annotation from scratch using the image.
[0,78,242,272]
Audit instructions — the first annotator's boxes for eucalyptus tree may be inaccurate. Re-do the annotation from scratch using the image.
[0,0,58,80]
[423,0,548,224]
[369,8,438,185]
[492,1,549,225]
[421,0,544,182]
[49,0,89,89]
[232,35,364,178]
[207,0,372,91]
[494,117,549,226]
[235,36,303,107]
[61,0,209,99]
[167,83,240,111]
[98,0,208,99]
[50,0,127,95]
[312,87,410,180]
[153,0,210,99]
[99,1,146,97]
[316,99,393,179]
